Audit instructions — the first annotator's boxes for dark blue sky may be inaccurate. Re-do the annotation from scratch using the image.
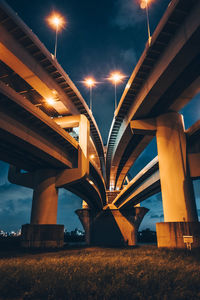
[0,0,199,232]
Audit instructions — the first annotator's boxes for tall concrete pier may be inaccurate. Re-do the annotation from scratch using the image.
[156,112,200,248]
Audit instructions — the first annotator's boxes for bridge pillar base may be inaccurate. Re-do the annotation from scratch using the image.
[21,224,64,248]
[120,207,149,245]
[76,207,148,246]
[156,222,200,249]
[75,209,96,245]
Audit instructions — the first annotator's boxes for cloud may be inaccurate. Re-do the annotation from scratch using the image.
[112,0,144,29]
[150,213,164,219]
[120,49,137,65]
[0,183,32,217]
[0,183,32,231]
[0,183,83,232]
[0,183,32,204]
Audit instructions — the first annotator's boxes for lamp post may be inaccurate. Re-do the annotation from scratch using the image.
[109,72,124,111]
[83,77,96,111]
[141,0,151,45]
[47,13,66,58]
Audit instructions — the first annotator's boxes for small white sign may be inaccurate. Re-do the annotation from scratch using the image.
[183,235,193,250]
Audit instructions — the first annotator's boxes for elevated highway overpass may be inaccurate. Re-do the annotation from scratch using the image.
[106,0,200,190]
[0,0,199,248]
[0,0,105,178]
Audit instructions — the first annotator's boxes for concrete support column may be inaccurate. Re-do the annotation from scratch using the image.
[21,170,64,248]
[156,112,197,222]
[156,112,200,248]
[121,207,149,244]
[75,209,93,245]
[31,170,58,224]
[75,200,96,245]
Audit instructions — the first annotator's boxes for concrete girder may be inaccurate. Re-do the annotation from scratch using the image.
[53,115,102,172]
[0,111,73,168]
[115,135,153,189]
[113,157,159,208]
[55,115,90,187]
[116,171,160,210]
[0,81,78,169]
[108,125,132,189]
[0,25,76,115]
[66,178,104,211]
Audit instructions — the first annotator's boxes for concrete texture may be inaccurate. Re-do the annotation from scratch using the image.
[75,209,96,245]
[156,222,200,249]
[156,112,198,222]
[76,207,148,246]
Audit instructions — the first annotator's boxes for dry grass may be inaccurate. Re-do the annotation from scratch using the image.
[0,245,200,299]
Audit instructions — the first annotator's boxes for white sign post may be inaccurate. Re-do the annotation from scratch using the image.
[183,235,193,250]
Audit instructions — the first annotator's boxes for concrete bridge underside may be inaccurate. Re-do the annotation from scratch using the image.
[0,0,199,248]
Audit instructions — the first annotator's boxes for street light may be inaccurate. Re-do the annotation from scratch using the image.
[83,77,96,111]
[46,97,55,106]
[108,72,124,111]
[47,13,66,58]
[141,0,152,45]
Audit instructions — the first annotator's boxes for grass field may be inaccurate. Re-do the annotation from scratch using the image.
[0,245,200,300]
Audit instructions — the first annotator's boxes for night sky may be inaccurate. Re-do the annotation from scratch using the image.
[0,0,199,232]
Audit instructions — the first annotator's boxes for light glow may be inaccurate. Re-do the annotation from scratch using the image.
[46,97,55,106]
[84,77,96,87]
[47,13,66,31]
[140,0,152,9]
[108,72,125,84]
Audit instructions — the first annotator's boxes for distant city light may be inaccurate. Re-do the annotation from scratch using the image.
[47,12,66,58]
